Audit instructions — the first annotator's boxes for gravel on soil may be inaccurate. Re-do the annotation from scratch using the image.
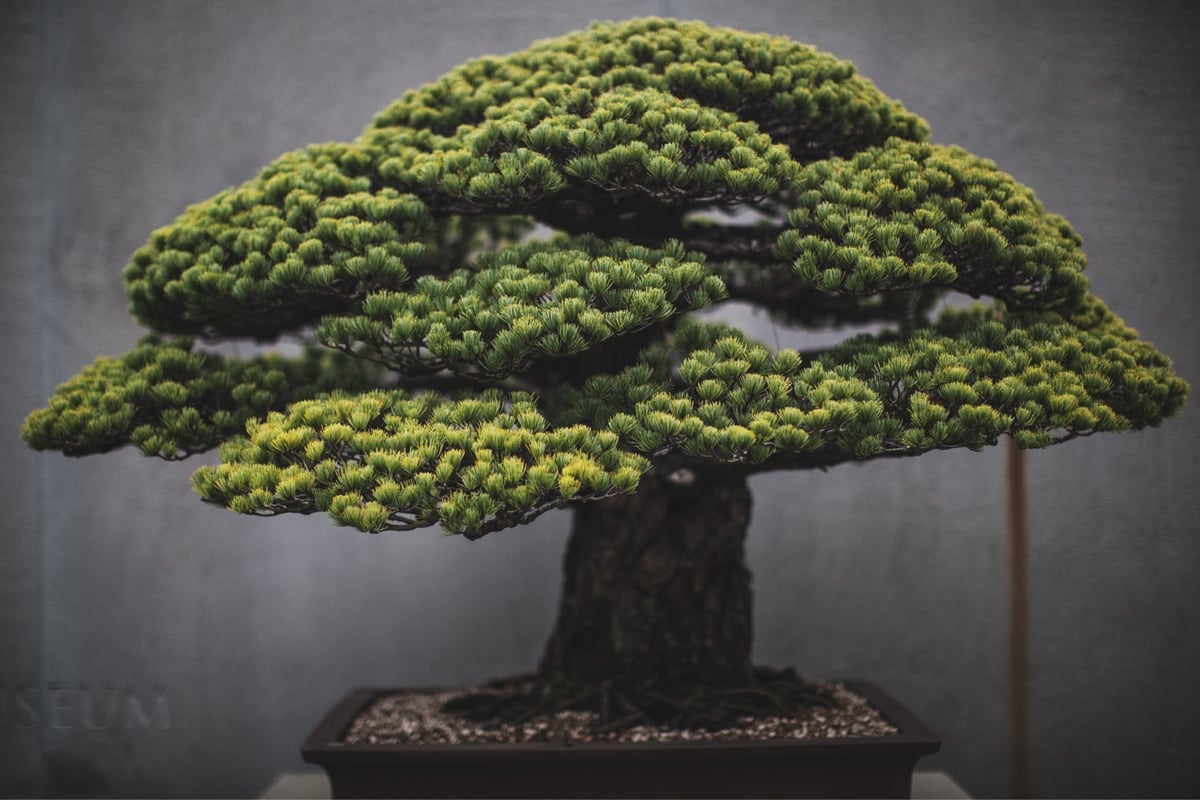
[343,680,898,746]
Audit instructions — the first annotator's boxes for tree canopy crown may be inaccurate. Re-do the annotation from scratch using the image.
[23,18,1187,538]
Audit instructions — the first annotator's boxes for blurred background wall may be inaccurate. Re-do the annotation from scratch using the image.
[2,1,1197,796]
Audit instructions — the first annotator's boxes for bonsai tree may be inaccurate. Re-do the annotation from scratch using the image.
[23,19,1187,728]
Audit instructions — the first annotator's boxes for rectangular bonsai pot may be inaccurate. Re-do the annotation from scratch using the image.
[302,681,940,799]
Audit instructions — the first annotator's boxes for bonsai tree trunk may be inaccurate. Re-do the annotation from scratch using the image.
[538,465,756,717]
[447,464,826,727]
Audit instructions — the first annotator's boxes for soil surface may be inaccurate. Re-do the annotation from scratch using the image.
[343,680,898,746]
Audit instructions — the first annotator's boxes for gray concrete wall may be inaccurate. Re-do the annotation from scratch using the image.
[3,1,1197,796]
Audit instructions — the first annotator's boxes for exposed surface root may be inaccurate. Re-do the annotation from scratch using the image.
[440,666,835,732]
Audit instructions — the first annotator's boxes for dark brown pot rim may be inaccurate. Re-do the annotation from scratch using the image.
[301,680,941,766]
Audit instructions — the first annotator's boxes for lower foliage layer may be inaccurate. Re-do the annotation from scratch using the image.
[22,293,1186,538]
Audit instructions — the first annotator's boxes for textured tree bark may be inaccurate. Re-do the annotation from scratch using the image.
[539,466,755,694]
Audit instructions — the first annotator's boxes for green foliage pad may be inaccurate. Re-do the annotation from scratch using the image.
[24,18,1187,536]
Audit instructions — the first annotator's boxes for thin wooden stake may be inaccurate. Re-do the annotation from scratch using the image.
[1006,437,1031,798]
